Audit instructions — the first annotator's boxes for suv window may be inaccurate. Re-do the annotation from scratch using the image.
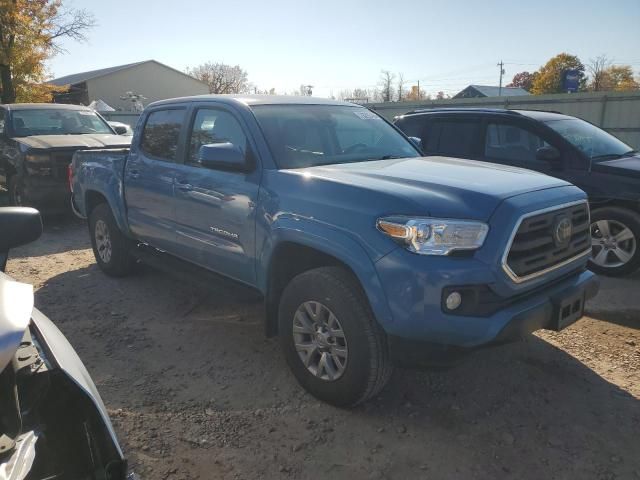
[187,108,247,165]
[436,120,480,156]
[141,109,186,161]
[484,123,548,163]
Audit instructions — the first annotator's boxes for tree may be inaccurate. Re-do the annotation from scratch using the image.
[530,53,586,94]
[379,70,395,102]
[507,71,536,91]
[404,85,429,101]
[397,72,406,102]
[436,91,448,100]
[587,55,612,92]
[186,62,250,94]
[0,0,95,103]
[602,65,640,91]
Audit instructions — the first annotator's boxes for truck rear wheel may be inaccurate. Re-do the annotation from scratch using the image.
[589,207,640,276]
[278,266,392,407]
[89,203,135,277]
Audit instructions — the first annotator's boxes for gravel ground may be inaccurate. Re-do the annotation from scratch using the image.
[5,216,640,480]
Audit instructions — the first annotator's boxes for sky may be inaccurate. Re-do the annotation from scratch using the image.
[49,0,640,98]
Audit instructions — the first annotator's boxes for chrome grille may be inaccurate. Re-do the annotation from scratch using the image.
[504,201,590,282]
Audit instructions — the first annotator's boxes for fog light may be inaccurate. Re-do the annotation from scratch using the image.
[445,291,462,311]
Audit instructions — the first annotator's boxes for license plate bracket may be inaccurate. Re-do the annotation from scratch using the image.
[551,289,585,331]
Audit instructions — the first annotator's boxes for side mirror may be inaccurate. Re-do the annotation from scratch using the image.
[536,145,561,162]
[113,125,128,135]
[198,143,248,171]
[408,136,423,151]
[0,207,42,271]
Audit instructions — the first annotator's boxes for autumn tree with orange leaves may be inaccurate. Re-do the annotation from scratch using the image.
[0,0,95,103]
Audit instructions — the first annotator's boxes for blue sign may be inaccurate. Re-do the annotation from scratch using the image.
[562,70,580,93]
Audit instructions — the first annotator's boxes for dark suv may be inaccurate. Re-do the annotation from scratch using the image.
[394,108,640,276]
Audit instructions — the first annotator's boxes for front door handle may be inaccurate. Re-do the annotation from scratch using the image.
[176,180,193,191]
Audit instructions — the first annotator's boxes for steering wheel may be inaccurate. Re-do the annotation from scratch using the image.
[343,143,369,154]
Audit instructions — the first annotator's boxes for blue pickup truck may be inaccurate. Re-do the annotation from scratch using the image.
[70,95,599,407]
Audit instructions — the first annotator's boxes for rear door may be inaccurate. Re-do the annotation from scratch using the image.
[124,106,187,252]
[171,103,260,285]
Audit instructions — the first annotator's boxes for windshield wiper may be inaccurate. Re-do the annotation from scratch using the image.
[592,150,638,160]
[622,149,638,157]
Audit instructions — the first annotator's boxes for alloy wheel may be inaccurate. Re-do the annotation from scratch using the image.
[95,220,113,264]
[591,219,637,268]
[293,301,348,381]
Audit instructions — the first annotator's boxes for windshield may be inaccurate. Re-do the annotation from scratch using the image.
[11,109,113,137]
[252,105,420,169]
[545,118,635,161]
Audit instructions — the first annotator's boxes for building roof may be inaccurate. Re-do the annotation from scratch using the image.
[149,94,357,108]
[48,60,207,87]
[48,61,148,86]
[455,85,531,98]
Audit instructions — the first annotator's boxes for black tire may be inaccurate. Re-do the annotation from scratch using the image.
[278,266,392,407]
[589,207,640,276]
[7,174,25,206]
[89,203,135,277]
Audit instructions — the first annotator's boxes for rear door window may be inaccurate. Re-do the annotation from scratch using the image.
[484,122,549,164]
[435,120,481,157]
[141,109,186,162]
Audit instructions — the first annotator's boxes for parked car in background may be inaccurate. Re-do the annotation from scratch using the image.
[394,108,640,276]
[71,95,598,407]
[108,121,135,136]
[0,207,130,479]
[0,104,131,213]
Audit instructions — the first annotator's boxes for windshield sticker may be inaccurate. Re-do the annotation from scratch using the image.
[353,109,381,120]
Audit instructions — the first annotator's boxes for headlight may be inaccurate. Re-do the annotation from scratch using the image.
[25,152,51,164]
[377,217,489,255]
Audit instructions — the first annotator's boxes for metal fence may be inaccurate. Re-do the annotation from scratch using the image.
[368,90,640,149]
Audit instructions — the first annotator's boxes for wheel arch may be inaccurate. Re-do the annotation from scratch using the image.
[259,222,393,337]
[84,189,130,235]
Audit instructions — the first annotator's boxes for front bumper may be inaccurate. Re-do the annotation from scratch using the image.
[386,270,599,367]
[22,176,70,212]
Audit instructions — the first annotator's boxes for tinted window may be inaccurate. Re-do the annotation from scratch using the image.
[395,116,435,152]
[484,123,548,163]
[252,105,419,169]
[545,118,634,161]
[188,109,248,165]
[0,109,4,134]
[141,109,186,161]
[433,120,480,156]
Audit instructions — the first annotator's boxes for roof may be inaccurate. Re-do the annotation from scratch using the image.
[455,85,530,98]
[48,60,207,87]
[48,61,147,86]
[2,103,92,111]
[396,107,574,122]
[148,94,358,109]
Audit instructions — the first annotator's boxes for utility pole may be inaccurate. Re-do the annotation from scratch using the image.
[417,80,420,100]
[497,60,505,96]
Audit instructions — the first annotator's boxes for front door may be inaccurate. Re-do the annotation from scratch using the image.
[172,105,260,285]
[124,107,187,252]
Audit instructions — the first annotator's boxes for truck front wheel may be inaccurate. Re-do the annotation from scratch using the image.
[89,203,135,277]
[8,175,25,206]
[590,207,640,276]
[278,266,392,407]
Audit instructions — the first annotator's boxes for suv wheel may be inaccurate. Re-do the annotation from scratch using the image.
[589,207,640,276]
[278,266,392,407]
[89,203,135,277]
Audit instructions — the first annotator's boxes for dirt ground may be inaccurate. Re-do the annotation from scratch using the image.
[5,216,640,480]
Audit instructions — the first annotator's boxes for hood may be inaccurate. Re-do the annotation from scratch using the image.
[0,272,33,372]
[14,134,132,150]
[591,154,640,179]
[298,156,570,220]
